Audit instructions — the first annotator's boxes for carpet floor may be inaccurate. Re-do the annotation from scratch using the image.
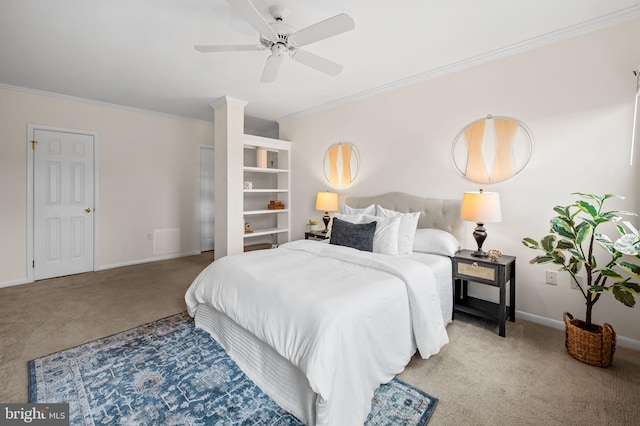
[1,252,639,425]
[28,312,437,425]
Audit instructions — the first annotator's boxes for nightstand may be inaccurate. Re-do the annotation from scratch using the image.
[452,250,516,337]
[305,230,329,241]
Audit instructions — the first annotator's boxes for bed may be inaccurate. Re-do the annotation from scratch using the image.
[185,192,463,425]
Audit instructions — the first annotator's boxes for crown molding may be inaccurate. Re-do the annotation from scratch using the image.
[278,5,640,124]
[0,83,215,125]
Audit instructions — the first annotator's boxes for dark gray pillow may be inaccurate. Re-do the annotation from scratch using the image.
[329,217,377,252]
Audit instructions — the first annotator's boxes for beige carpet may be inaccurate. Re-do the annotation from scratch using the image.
[1,253,638,425]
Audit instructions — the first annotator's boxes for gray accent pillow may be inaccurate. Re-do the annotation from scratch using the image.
[329,217,377,252]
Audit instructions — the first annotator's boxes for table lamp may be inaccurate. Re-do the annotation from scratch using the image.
[315,191,339,233]
[461,189,502,257]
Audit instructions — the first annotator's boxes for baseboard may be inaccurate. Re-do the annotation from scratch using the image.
[0,278,31,289]
[0,251,203,289]
[96,251,202,271]
[516,310,640,351]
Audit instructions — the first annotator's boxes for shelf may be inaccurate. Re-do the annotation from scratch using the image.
[244,243,272,251]
[243,134,290,152]
[243,145,281,152]
[243,209,289,215]
[244,228,288,238]
[454,296,510,323]
[244,166,288,174]
[244,189,289,193]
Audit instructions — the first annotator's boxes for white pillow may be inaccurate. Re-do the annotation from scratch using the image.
[413,228,461,257]
[334,213,401,256]
[340,203,376,216]
[376,206,420,255]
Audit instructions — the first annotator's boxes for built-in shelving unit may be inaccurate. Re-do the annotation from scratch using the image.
[242,134,291,249]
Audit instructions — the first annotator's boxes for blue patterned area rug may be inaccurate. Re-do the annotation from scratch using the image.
[29,312,437,425]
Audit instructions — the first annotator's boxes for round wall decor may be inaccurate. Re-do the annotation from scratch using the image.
[323,142,360,188]
[452,115,533,184]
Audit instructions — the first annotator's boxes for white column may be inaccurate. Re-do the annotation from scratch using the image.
[211,96,247,259]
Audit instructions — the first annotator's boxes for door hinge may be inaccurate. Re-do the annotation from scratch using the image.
[31,140,38,150]
[32,260,35,268]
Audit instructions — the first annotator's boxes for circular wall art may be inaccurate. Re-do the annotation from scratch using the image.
[323,142,360,188]
[452,115,533,184]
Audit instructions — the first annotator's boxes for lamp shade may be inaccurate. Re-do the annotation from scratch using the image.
[315,191,339,212]
[461,190,502,223]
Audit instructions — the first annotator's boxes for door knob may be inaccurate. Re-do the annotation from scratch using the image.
[85,207,92,213]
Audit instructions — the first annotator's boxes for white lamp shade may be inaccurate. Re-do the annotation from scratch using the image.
[315,191,339,212]
[461,191,502,223]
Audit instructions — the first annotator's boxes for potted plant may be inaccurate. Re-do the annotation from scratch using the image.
[307,218,319,231]
[522,193,640,367]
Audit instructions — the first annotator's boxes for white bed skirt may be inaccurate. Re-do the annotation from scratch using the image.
[194,303,317,425]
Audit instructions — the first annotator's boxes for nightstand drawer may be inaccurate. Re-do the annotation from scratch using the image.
[456,260,496,282]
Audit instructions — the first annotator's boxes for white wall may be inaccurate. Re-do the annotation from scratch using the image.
[280,18,640,341]
[0,87,215,284]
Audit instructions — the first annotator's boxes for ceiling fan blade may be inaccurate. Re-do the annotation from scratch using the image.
[261,53,283,83]
[226,0,278,40]
[195,44,264,53]
[290,13,355,47]
[292,49,343,77]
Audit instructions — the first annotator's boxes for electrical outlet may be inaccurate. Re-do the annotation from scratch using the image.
[571,275,584,290]
[546,270,558,285]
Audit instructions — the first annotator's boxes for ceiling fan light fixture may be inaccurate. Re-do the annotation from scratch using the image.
[272,44,287,57]
[269,5,289,22]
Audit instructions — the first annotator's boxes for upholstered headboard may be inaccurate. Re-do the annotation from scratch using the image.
[343,192,464,242]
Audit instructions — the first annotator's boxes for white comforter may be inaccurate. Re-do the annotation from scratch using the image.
[185,240,449,425]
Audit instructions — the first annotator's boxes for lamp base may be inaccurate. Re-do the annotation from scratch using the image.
[471,250,489,258]
[322,212,330,233]
[471,222,488,257]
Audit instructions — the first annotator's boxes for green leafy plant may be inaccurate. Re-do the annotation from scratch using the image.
[522,193,640,327]
[308,218,318,225]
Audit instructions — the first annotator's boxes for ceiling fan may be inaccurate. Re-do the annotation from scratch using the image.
[195,0,355,83]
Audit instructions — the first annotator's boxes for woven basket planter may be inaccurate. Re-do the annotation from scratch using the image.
[563,312,616,367]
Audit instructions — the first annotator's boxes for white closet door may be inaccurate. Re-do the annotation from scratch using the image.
[34,129,94,280]
[199,146,215,252]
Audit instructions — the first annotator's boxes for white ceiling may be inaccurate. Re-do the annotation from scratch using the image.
[1,0,639,132]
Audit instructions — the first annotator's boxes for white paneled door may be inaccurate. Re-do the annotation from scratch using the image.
[199,146,214,252]
[33,129,95,280]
